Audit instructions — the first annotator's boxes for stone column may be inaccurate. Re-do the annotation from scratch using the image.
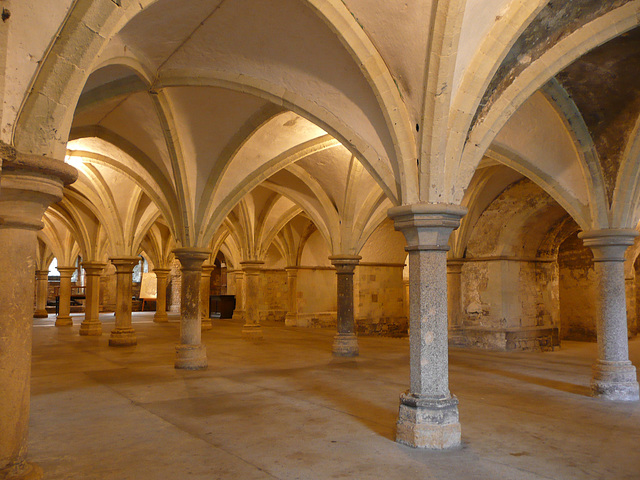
[174,248,209,369]
[232,270,245,321]
[579,229,640,400]
[388,203,466,449]
[285,267,298,326]
[55,266,76,327]
[241,260,264,339]
[200,265,215,331]
[0,151,76,479]
[153,268,170,323]
[33,270,50,318]
[329,255,361,356]
[79,262,105,336]
[447,260,464,331]
[108,257,139,347]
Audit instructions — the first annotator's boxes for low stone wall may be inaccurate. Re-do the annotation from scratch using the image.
[296,312,336,328]
[451,326,560,351]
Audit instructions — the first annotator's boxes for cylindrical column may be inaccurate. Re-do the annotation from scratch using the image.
[200,265,215,331]
[33,270,50,318]
[329,255,360,356]
[0,152,76,479]
[108,257,139,346]
[285,267,298,327]
[174,248,210,370]
[231,270,245,321]
[241,260,264,340]
[55,267,76,327]
[79,262,105,336]
[153,268,170,323]
[447,260,464,331]
[580,230,639,401]
[388,203,466,449]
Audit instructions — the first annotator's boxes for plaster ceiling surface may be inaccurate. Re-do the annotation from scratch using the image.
[453,0,512,98]
[209,111,326,209]
[115,0,395,173]
[493,91,588,208]
[556,26,640,201]
[344,0,432,120]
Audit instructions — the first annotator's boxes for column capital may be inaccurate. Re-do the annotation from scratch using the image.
[173,248,210,271]
[0,152,76,230]
[56,266,76,277]
[579,229,638,262]
[240,260,264,273]
[81,262,106,275]
[109,256,140,273]
[388,203,467,251]
[201,264,216,276]
[285,266,298,277]
[35,269,50,278]
[329,255,361,274]
[153,267,171,277]
[447,260,464,274]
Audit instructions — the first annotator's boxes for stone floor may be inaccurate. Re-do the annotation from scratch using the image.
[29,313,640,479]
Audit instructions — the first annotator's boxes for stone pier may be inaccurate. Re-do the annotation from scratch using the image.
[33,270,50,318]
[389,203,466,449]
[109,257,139,347]
[232,270,245,321]
[55,267,76,327]
[153,268,170,323]
[174,248,209,370]
[0,152,75,479]
[580,229,640,401]
[201,265,215,331]
[329,255,360,356]
[241,261,264,340]
[79,262,105,336]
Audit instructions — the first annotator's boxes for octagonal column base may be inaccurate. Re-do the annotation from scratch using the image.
[153,312,168,323]
[395,393,461,449]
[201,318,213,331]
[55,316,73,327]
[79,320,102,336]
[33,310,48,318]
[332,333,359,357]
[241,324,263,340]
[109,327,137,347]
[592,360,639,401]
[175,344,207,370]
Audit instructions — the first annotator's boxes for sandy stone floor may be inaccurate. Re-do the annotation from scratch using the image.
[29,313,640,479]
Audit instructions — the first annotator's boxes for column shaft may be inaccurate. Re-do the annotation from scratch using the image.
[109,257,139,346]
[284,267,298,326]
[329,256,360,356]
[200,265,215,331]
[232,270,245,321]
[241,261,264,340]
[580,229,639,400]
[174,248,209,369]
[153,268,170,323]
[389,203,466,449]
[447,261,464,331]
[0,151,76,479]
[79,263,105,336]
[55,267,75,327]
[33,270,49,318]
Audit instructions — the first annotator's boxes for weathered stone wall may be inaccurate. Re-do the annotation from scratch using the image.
[459,258,559,350]
[296,267,336,328]
[558,233,597,341]
[259,269,288,322]
[354,264,407,336]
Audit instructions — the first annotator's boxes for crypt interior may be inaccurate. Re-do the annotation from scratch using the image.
[2,1,640,479]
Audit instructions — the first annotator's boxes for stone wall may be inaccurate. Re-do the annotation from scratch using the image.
[458,258,559,351]
[558,233,597,341]
[258,269,288,322]
[354,264,407,336]
[296,267,336,328]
